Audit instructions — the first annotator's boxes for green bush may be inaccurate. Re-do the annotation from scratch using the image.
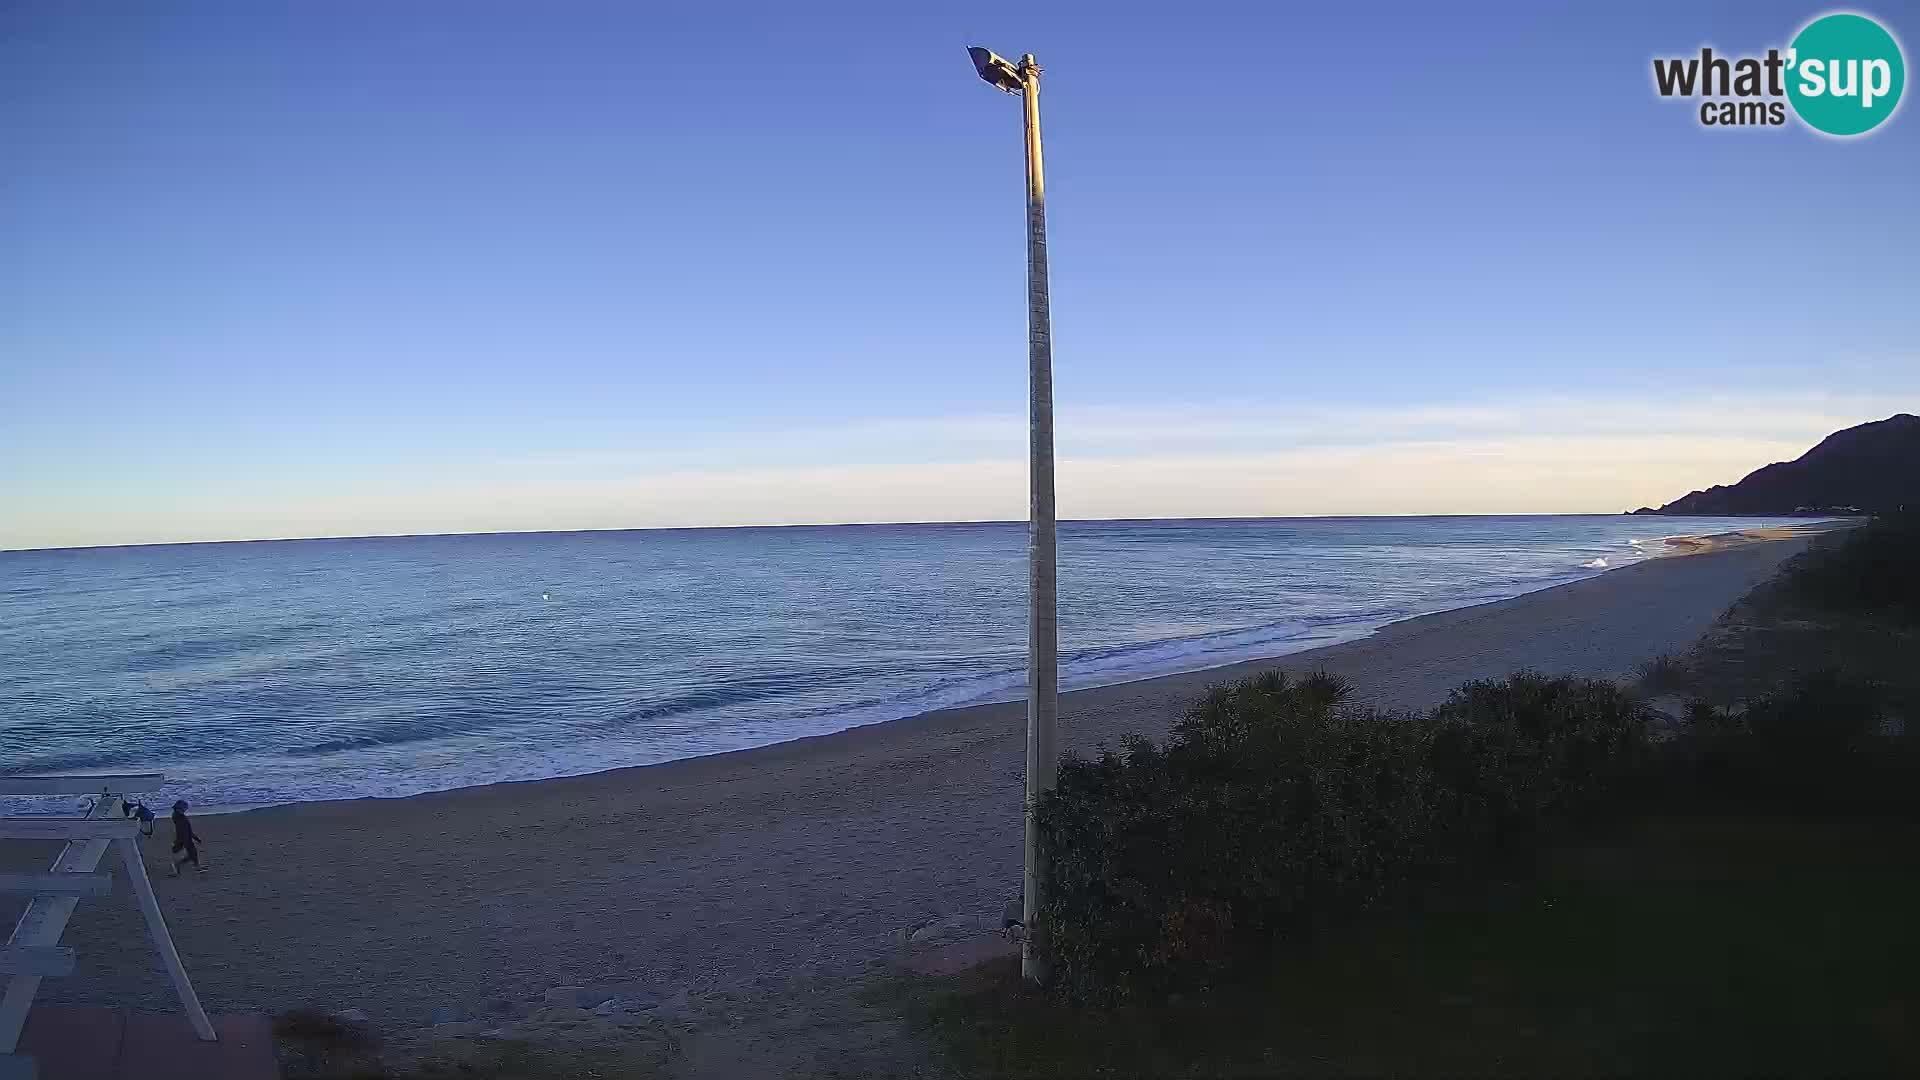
[1034,670,1651,1004]
[1424,673,1652,852]
[1668,670,1918,813]
[1633,652,1694,696]
[1783,510,1920,624]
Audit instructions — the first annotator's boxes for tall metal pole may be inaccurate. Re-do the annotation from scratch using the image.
[1017,52,1058,986]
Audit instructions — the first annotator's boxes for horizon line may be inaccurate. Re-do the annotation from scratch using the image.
[0,509,1803,555]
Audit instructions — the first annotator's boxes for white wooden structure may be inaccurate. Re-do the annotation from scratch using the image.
[1,774,214,1076]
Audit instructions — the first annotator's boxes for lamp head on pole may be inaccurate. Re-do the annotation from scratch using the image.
[968,46,1025,94]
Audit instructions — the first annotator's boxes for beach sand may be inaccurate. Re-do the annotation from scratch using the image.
[11,532,1817,1027]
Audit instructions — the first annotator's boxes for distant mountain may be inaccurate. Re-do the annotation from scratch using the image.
[1629,413,1919,516]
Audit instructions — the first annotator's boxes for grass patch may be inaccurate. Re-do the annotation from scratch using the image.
[1682,517,1920,719]
[1687,607,1920,719]
[910,815,1920,1078]
[1633,651,1693,697]
[1782,510,1920,623]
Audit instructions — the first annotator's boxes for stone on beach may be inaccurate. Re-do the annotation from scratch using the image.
[593,994,653,1016]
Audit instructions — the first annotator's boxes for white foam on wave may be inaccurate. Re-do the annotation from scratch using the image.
[1628,534,1696,556]
[121,578,1618,811]
[151,617,1399,811]
[134,529,1769,811]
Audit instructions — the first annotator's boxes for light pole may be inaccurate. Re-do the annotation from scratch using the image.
[969,45,1056,984]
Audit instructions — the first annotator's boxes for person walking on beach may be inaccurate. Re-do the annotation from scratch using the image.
[168,799,205,876]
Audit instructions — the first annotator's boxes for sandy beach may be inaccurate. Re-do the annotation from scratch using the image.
[10,532,1817,1027]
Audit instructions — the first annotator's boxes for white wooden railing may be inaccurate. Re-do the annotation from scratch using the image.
[1,773,215,1077]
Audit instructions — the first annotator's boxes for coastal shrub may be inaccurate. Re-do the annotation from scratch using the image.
[1033,670,1652,1003]
[1669,670,1919,814]
[1782,509,1920,624]
[1424,673,1651,853]
[1633,652,1693,697]
[1035,672,1437,1004]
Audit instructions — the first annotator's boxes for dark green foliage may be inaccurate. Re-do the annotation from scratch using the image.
[1034,670,1651,1003]
[1424,673,1651,851]
[962,518,1920,1060]
[1667,669,1920,814]
[915,817,1920,1079]
[1632,651,1693,696]
[1782,509,1920,623]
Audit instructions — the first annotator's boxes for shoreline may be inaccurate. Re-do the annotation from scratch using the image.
[7,519,1844,818]
[1654,522,1851,554]
[184,521,1841,817]
[11,528,1829,1026]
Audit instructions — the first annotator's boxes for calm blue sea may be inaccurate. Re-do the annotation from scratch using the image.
[0,516,1800,809]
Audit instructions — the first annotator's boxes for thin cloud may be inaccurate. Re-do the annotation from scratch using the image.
[495,390,1912,472]
[4,389,1909,549]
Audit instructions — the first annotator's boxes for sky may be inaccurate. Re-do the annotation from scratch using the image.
[2,2,1916,550]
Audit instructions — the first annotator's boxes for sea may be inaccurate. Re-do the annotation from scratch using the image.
[0,516,1806,810]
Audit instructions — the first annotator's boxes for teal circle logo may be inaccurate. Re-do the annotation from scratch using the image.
[1786,13,1905,136]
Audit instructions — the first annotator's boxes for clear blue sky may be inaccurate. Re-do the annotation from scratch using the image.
[3,2,1915,549]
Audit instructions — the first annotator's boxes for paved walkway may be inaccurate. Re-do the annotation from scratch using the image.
[8,1009,277,1080]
